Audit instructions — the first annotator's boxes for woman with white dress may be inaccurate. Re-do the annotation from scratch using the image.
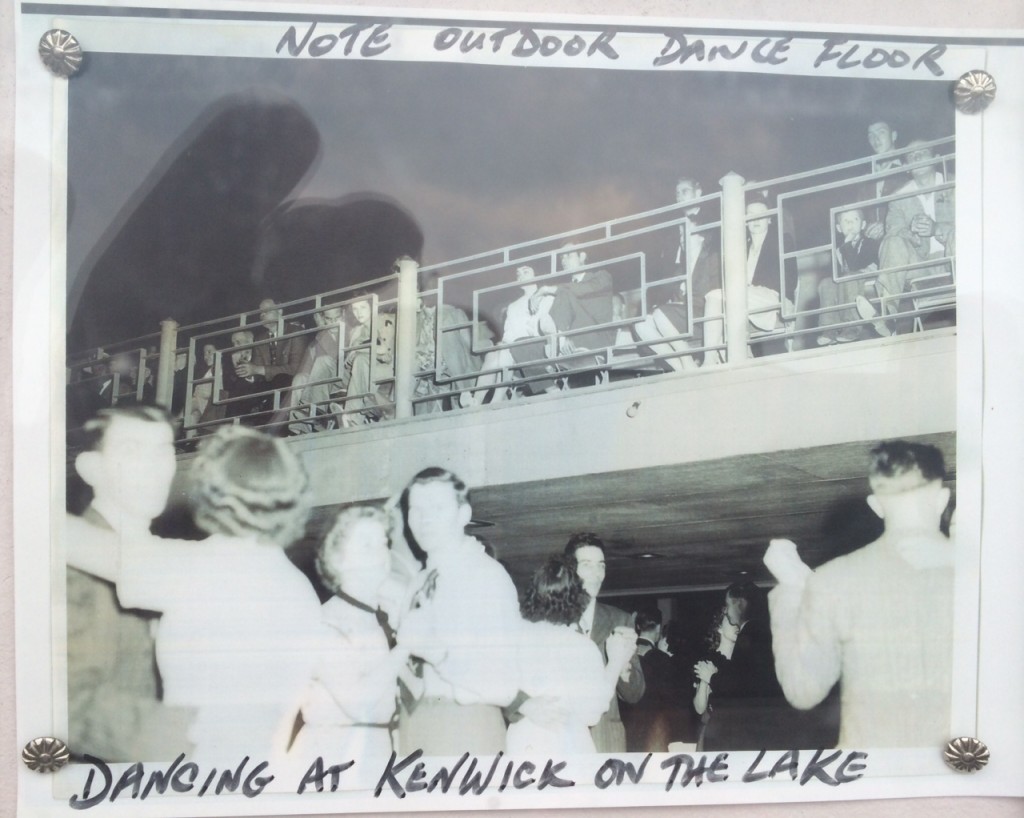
[288,505,410,787]
[508,555,636,757]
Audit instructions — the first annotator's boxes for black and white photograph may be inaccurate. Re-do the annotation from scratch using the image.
[10,2,1024,816]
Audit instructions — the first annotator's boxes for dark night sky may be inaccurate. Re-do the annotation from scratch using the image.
[66,52,953,349]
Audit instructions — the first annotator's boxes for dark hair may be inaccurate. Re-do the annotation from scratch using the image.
[635,609,662,636]
[869,440,946,484]
[521,555,589,626]
[725,581,767,624]
[660,619,686,656]
[399,467,470,566]
[80,406,174,453]
[563,532,605,560]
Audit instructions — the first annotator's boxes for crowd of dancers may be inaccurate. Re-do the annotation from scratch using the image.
[66,405,956,784]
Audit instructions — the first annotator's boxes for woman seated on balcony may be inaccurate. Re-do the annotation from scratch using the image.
[701,201,797,366]
[465,265,556,406]
[287,304,346,434]
[335,297,395,425]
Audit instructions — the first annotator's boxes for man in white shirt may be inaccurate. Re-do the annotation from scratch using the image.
[397,468,522,755]
[67,406,195,761]
[763,440,954,748]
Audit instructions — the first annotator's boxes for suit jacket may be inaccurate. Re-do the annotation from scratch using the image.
[702,616,795,751]
[66,507,195,761]
[748,232,798,301]
[663,219,722,309]
[837,235,881,274]
[588,602,646,753]
[549,270,616,352]
[250,321,311,383]
[884,177,955,259]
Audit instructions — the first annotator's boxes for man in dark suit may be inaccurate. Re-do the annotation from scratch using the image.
[533,245,616,367]
[635,176,722,370]
[236,299,310,395]
[564,533,645,753]
[67,406,195,761]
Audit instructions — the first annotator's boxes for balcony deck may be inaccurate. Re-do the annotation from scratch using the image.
[163,330,956,593]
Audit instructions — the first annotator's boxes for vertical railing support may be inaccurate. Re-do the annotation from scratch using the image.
[719,172,749,365]
[394,257,419,420]
[155,318,179,409]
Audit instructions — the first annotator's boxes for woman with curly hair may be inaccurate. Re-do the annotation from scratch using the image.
[288,505,410,784]
[508,555,637,756]
[67,425,323,764]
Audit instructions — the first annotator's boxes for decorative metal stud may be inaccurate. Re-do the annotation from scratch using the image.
[22,737,70,773]
[38,29,84,78]
[943,736,990,773]
[953,70,996,115]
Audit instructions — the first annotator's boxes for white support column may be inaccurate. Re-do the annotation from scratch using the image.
[394,257,419,419]
[719,172,748,364]
[155,318,178,409]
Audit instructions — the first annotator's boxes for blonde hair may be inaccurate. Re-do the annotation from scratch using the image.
[191,426,311,546]
[316,505,391,594]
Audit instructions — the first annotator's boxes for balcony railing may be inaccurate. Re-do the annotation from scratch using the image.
[65,137,956,450]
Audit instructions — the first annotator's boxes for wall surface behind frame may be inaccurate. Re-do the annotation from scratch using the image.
[2,1,1023,818]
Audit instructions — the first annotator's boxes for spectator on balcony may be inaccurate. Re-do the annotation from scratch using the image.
[857,141,955,336]
[188,342,218,432]
[222,329,273,424]
[466,265,556,405]
[533,243,616,374]
[288,304,345,434]
[864,120,908,238]
[109,350,152,407]
[635,177,721,371]
[817,208,880,345]
[68,353,116,431]
[413,282,482,414]
[237,298,310,396]
[334,296,397,425]
[702,201,797,365]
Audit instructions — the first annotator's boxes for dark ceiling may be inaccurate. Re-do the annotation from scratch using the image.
[298,430,956,597]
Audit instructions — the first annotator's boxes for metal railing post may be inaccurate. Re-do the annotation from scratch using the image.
[155,318,179,409]
[394,257,419,419]
[719,172,749,364]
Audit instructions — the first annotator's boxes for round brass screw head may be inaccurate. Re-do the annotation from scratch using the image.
[22,737,70,773]
[39,29,84,78]
[953,70,996,114]
[943,736,990,773]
